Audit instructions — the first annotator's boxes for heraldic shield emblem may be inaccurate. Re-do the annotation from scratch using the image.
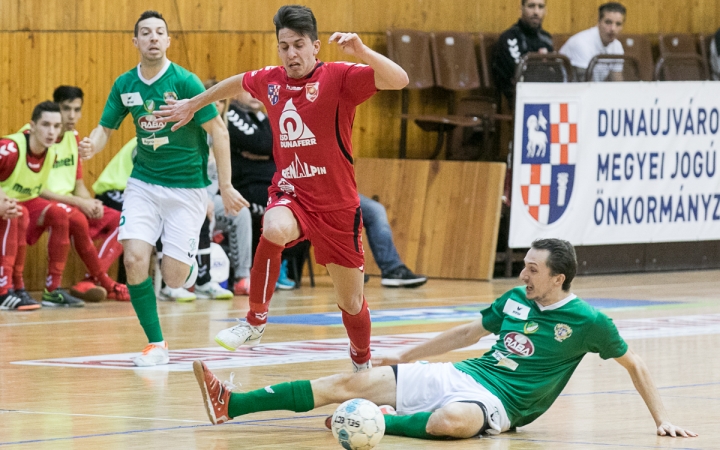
[520,103,577,224]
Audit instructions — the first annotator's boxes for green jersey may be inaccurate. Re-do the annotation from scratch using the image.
[99,61,218,188]
[454,287,627,428]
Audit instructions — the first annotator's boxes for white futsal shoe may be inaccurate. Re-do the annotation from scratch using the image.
[133,342,170,367]
[215,321,265,351]
[350,345,373,373]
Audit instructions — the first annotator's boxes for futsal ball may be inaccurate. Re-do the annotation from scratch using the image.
[330,398,386,450]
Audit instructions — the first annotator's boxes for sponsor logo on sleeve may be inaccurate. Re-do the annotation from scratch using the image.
[554,323,573,342]
[503,299,530,320]
[503,332,535,357]
[121,92,143,107]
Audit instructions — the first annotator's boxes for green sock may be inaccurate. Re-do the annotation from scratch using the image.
[384,412,447,440]
[228,380,314,418]
[128,277,163,343]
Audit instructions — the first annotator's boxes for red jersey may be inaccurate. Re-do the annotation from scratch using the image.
[243,61,377,212]
[0,135,49,181]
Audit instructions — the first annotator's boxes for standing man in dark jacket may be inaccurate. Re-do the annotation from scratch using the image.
[492,0,553,105]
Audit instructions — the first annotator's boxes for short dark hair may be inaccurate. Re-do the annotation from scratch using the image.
[134,10,168,37]
[53,85,84,104]
[531,238,577,291]
[31,101,61,122]
[273,5,318,42]
[599,2,626,20]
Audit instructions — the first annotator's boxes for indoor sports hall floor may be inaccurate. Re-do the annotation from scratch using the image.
[1,271,718,449]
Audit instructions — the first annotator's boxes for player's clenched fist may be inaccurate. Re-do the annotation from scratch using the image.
[78,137,95,160]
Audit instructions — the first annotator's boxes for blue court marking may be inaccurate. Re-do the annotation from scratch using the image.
[214,298,678,326]
[0,414,327,446]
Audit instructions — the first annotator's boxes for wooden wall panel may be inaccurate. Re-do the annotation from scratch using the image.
[356,159,505,280]
[3,0,719,34]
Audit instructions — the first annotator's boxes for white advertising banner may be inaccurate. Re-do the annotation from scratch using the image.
[509,81,720,248]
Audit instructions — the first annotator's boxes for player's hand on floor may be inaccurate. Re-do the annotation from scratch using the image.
[657,422,698,437]
[157,99,195,131]
[78,137,95,160]
[221,187,249,216]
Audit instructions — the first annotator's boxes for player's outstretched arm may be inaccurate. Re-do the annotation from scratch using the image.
[614,349,698,438]
[80,126,113,160]
[157,74,246,132]
[328,32,408,90]
[201,116,249,216]
[373,318,490,366]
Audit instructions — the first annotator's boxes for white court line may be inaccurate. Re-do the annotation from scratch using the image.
[12,313,720,372]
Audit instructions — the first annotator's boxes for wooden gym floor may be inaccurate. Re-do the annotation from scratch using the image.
[1,271,718,449]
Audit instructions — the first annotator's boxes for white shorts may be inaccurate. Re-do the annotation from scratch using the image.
[119,178,207,266]
[396,362,511,434]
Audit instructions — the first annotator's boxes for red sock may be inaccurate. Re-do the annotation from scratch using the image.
[246,235,284,326]
[91,208,123,273]
[13,209,28,290]
[68,208,105,283]
[0,218,18,296]
[44,204,71,291]
[341,297,372,364]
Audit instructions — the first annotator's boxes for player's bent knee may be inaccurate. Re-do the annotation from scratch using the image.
[426,405,484,439]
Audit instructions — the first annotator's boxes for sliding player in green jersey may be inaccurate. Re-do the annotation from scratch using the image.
[80,11,247,367]
[192,238,696,440]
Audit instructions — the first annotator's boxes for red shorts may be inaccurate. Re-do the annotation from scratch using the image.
[267,189,364,269]
[21,197,120,245]
[22,197,73,245]
[88,206,121,238]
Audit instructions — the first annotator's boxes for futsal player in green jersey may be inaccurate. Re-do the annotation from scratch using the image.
[80,11,247,367]
[192,238,696,439]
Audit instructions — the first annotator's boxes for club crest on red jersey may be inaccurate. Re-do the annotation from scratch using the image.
[268,84,281,105]
[305,82,319,102]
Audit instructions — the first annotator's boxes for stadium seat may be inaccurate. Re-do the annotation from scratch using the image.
[619,34,654,81]
[654,53,709,81]
[659,33,699,56]
[585,54,642,81]
[385,29,435,158]
[477,33,498,92]
[697,34,719,79]
[514,52,575,82]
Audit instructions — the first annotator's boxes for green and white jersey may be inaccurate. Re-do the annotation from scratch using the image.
[99,60,218,188]
[454,287,627,428]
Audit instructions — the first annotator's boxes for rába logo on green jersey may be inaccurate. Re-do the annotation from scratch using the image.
[523,321,539,334]
[503,332,535,357]
[554,323,573,342]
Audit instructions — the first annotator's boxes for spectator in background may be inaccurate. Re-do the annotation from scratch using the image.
[492,0,553,105]
[360,194,427,288]
[224,88,296,291]
[39,86,128,302]
[560,2,626,81]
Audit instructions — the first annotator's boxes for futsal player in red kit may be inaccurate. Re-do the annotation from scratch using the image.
[157,5,408,371]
